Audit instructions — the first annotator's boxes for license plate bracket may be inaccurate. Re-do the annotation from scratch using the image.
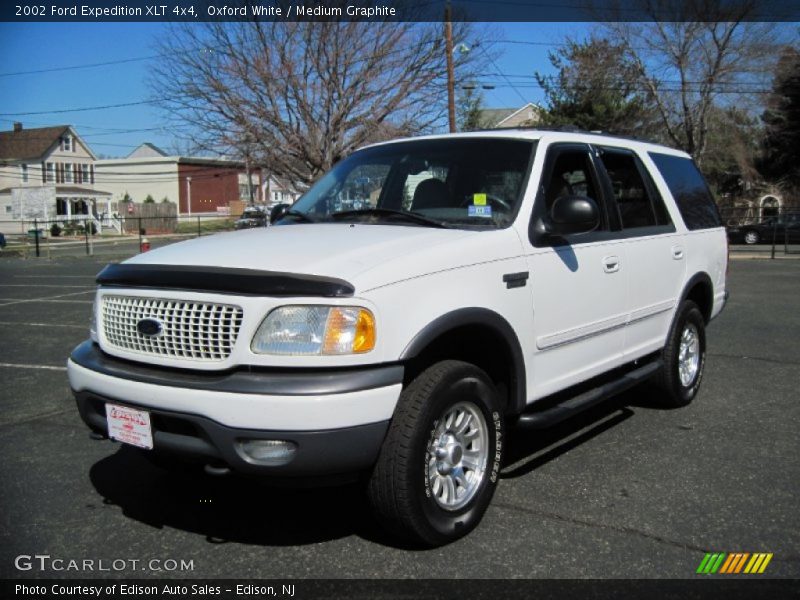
[105,403,153,450]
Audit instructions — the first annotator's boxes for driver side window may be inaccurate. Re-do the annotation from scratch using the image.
[541,147,607,231]
[544,151,599,209]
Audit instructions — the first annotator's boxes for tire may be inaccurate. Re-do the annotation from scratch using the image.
[654,300,706,407]
[744,230,760,245]
[367,360,504,547]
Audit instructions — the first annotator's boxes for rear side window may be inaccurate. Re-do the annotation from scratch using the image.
[649,153,721,230]
[599,148,672,229]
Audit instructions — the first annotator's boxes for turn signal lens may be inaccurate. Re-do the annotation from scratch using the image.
[322,307,376,354]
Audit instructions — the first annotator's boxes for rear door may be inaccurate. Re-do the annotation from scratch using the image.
[596,146,685,358]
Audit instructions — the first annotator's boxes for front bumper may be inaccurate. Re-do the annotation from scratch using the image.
[75,392,389,477]
[68,341,402,477]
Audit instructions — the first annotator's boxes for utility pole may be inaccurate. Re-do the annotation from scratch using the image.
[444,1,456,133]
[245,155,255,205]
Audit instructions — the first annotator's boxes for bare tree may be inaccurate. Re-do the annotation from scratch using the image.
[150,20,483,189]
[602,0,779,163]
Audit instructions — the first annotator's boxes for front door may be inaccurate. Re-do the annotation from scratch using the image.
[525,143,628,400]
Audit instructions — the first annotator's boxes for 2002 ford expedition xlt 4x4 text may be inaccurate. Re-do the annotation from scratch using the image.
[68,130,728,546]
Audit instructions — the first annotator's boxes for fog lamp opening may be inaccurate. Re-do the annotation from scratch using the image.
[237,439,298,466]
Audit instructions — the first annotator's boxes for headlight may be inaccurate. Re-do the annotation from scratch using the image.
[251,306,376,355]
[89,292,98,342]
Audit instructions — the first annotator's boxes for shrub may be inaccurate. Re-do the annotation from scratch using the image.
[50,223,62,237]
[144,195,155,204]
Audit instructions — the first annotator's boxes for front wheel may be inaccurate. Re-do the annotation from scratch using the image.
[367,360,504,547]
[654,300,707,407]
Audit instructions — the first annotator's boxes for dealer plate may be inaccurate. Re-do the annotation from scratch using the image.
[106,403,153,450]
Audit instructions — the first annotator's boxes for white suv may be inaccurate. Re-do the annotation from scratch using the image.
[68,130,728,546]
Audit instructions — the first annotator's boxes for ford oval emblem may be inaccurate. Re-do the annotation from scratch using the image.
[137,318,163,337]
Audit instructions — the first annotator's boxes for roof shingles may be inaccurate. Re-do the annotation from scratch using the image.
[0,125,70,161]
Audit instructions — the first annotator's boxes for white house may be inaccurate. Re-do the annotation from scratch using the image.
[0,123,113,227]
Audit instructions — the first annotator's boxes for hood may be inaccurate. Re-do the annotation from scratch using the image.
[125,224,523,292]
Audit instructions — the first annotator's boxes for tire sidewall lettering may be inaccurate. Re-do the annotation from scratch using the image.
[423,419,439,499]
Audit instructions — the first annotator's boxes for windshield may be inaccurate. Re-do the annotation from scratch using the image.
[279,138,536,229]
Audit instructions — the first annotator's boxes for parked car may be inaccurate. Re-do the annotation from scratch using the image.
[727,212,800,245]
[234,205,267,229]
[68,130,728,547]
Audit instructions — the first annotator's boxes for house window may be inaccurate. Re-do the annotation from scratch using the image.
[62,135,72,152]
[64,163,73,183]
[81,164,90,184]
[5,205,12,214]
[46,162,55,183]
[21,164,28,183]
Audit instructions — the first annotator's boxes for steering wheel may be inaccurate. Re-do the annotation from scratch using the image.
[460,193,512,211]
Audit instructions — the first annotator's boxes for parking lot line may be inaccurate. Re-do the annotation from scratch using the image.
[0,290,94,307]
[1,284,94,288]
[0,362,67,371]
[0,321,85,329]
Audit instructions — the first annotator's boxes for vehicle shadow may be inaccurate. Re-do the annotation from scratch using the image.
[88,384,668,549]
[502,385,670,479]
[89,447,397,547]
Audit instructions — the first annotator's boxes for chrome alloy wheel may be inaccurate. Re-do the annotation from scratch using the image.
[678,323,700,387]
[427,401,489,511]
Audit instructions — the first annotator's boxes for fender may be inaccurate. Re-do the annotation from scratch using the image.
[400,307,527,414]
[678,271,714,322]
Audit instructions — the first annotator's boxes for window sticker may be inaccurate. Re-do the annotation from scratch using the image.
[473,193,487,206]
[468,205,492,218]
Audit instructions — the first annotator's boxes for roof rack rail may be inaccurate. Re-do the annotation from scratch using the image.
[470,124,660,145]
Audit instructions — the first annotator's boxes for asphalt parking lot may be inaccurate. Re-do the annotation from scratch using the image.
[0,254,798,580]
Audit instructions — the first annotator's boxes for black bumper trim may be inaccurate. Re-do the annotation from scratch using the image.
[75,392,389,477]
[70,341,404,396]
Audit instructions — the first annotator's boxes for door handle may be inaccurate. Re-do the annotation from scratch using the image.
[671,245,684,260]
[602,255,620,273]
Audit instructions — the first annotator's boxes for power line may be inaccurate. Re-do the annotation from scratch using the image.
[471,80,774,94]
[0,98,180,117]
[0,54,164,78]
[0,118,168,135]
[474,43,531,105]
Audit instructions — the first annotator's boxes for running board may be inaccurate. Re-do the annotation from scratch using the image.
[516,359,662,429]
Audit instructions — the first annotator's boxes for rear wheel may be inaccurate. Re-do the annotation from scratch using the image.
[654,300,706,407]
[367,360,503,547]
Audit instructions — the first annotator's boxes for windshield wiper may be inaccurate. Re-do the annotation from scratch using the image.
[277,210,316,223]
[330,208,451,229]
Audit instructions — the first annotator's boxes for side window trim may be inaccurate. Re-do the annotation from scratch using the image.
[529,142,611,248]
[632,151,674,228]
[594,145,676,237]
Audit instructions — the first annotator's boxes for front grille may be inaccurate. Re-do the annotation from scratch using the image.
[101,295,244,362]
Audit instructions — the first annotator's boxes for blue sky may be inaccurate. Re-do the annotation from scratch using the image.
[0,21,587,157]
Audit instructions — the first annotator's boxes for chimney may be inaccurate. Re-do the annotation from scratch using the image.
[13,122,22,132]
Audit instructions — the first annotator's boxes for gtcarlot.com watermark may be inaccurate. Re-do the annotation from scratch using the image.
[14,554,194,573]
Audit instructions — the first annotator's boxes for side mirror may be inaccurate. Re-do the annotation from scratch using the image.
[269,203,290,223]
[535,195,600,238]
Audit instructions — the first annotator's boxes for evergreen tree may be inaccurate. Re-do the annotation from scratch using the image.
[535,37,656,137]
[760,46,800,188]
